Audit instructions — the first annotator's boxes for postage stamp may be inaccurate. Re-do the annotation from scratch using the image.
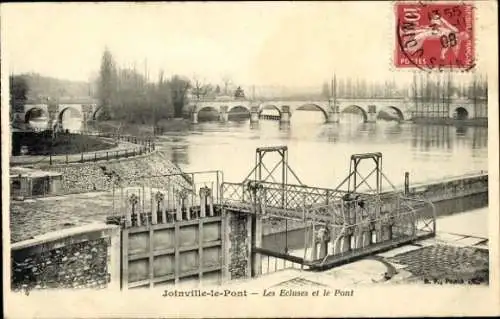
[395,1,475,71]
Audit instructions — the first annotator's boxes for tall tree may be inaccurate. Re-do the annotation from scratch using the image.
[221,75,232,95]
[359,79,367,98]
[338,78,346,98]
[9,75,29,114]
[345,78,353,98]
[97,48,117,120]
[169,75,191,118]
[153,70,174,122]
[321,81,330,99]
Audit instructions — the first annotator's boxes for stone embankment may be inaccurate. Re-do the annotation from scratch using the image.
[34,150,188,195]
[11,224,120,292]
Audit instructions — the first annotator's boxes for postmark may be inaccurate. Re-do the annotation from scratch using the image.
[394,1,475,71]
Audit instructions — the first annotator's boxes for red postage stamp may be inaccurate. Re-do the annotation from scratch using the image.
[394,1,475,70]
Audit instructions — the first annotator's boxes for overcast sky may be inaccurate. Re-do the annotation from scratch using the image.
[2,2,493,88]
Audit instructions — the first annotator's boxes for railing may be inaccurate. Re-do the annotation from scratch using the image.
[259,114,281,121]
[12,129,157,166]
[256,194,435,270]
[221,180,351,217]
[107,171,224,228]
[221,178,436,270]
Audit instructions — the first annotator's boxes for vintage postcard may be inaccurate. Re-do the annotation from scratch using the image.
[2,1,499,318]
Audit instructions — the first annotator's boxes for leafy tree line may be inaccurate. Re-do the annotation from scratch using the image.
[322,74,488,101]
[412,73,488,102]
[321,78,402,99]
[96,49,246,124]
[96,49,190,124]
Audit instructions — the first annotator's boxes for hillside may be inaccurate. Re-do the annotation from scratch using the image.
[15,73,96,103]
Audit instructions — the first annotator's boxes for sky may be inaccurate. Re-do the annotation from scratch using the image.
[1,2,494,88]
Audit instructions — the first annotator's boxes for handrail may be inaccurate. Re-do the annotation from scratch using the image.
[11,131,157,166]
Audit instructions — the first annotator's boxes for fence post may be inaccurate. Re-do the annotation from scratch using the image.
[66,153,69,164]
[49,154,52,166]
[81,153,84,163]
[106,152,109,161]
[404,172,410,195]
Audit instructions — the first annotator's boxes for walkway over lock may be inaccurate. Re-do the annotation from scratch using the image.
[219,147,436,272]
[108,146,436,288]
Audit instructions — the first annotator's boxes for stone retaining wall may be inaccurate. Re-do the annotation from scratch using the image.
[409,173,488,204]
[11,224,120,293]
[226,211,251,280]
[33,151,188,195]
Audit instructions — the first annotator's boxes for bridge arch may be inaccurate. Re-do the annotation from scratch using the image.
[295,103,328,120]
[259,105,282,115]
[228,105,249,113]
[340,105,368,122]
[197,106,219,114]
[196,106,220,122]
[58,107,82,122]
[454,107,469,120]
[227,105,250,120]
[58,107,83,130]
[25,107,48,123]
[378,106,405,121]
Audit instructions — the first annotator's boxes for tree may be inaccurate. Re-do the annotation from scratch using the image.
[9,75,29,114]
[337,78,345,98]
[345,78,353,98]
[359,79,367,98]
[234,86,245,99]
[191,76,212,100]
[96,48,117,120]
[321,82,330,99]
[152,69,174,122]
[222,75,232,95]
[215,85,221,95]
[169,75,191,118]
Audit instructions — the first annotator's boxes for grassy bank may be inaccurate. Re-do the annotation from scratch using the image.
[12,131,117,156]
[90,118,192,137]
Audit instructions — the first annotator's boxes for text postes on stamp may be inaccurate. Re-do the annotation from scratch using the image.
[394,1,475,71]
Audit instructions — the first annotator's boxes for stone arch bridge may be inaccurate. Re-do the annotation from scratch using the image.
[13,97,482,130]
[189,98,481,124]
[13,102,99,131]
[190,98,413,124]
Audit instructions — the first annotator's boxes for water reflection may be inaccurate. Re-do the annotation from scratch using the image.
[170,145,190,165]
[158,119,488,187]
[411,125,452,151]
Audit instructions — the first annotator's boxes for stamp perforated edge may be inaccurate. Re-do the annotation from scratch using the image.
[388,0,480,74]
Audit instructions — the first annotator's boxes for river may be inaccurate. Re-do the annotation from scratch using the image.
[155,111,488,189]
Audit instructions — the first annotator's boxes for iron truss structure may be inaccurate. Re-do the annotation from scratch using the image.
[220,147,436,270]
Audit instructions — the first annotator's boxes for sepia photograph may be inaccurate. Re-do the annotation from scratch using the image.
[2,1,499,318]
